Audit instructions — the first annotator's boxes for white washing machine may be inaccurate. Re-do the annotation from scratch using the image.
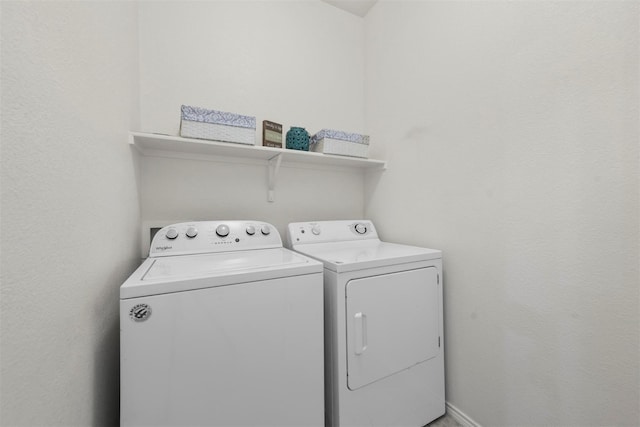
[286,220,445,427]
[120,220,324,427]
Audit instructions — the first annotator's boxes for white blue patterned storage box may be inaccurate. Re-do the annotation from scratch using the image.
[310,129,370,158]
[180,105,256,145]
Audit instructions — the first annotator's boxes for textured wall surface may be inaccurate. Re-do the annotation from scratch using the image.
[1,2,141,425]
[137,1,367,242]
[364,1,639,426]
[3,1,638,426]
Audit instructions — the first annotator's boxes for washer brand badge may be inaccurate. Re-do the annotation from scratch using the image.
[130,304,152,322]
[155,245,172,251]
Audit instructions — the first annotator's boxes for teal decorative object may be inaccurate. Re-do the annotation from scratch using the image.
[286,127,310,151]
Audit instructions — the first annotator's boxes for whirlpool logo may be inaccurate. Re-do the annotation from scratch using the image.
[129,303,152,322]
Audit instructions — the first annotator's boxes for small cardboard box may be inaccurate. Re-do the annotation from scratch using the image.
[180,105,256,145]
[310,129,370,158]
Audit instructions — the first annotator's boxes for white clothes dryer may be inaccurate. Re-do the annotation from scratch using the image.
[287,220,445,427]
[120,221,324,427]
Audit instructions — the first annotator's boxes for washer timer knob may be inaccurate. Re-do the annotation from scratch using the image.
[216,224,230,237]
[246,226,256,236]
[354,223,367,235]
[311,226,321,235]
[186,226,198,238]
[165,228,178,240]
[261,225,271,236]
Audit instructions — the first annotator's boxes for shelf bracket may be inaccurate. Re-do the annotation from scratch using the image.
[267,154,283,202]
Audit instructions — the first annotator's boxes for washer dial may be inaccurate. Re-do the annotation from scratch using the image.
[186,226,198,238]
[165,228,178,240]
[216,224,230,237]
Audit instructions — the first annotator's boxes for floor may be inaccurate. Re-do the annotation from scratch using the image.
[428,412,463,427]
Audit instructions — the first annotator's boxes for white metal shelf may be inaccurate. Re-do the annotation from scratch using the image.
[129,132,386,202]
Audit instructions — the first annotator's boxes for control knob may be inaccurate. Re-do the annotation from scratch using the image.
[216,224,230,237]
[165,228,178,240]
[246,226,256,236]
[261,225,271,236]
[186,226,198,238]
[311,226,321,235]
[354,223,367,235]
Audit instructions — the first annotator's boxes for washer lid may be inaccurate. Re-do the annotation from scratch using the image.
[120,248,322,299]
[292,240,441,273]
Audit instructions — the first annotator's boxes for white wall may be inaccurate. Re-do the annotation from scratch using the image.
[0,2,141,425]
[364,1,639,426]
[137,1,367,240]
[3,1,637,426]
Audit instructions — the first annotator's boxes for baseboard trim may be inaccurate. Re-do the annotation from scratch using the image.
[446,402,481,427]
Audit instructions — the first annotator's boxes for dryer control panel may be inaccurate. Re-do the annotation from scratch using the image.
[286,220,379,247]
[150,221,282,257]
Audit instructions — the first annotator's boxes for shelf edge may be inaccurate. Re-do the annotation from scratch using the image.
[129,131,386,170]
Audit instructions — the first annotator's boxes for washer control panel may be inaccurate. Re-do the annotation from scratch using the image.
[150,221,282,257]
[286,220,378,247]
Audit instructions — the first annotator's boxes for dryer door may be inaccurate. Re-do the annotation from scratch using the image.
[345,267,439,390]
